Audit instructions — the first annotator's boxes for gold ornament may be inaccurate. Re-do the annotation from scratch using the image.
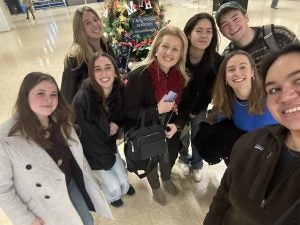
[119,14,126,22]
[116,26,124,34]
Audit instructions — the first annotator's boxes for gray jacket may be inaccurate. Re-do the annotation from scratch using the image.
[0,118,112,225]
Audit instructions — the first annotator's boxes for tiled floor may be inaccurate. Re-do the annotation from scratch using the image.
[0,0,299,224]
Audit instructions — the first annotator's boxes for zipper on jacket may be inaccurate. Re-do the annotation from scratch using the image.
[259,153,271,211]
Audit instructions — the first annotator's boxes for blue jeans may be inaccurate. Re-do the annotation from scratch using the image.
[68,179,94,225]
[179,109,206,170]
[93,152,129,203]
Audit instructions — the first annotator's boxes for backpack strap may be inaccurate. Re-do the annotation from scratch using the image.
[223,41,237,58]
[263,24,280,51]
[222,44,231,58]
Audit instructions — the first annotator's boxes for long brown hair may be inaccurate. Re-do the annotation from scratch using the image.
[9,72,76,149]
[210,50,265,120]
[88,52,121,105]
[65,6,107,69]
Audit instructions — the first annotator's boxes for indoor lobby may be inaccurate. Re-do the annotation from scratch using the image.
[0,0,300,224]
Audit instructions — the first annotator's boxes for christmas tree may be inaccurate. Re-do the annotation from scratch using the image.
[103,0,167,73]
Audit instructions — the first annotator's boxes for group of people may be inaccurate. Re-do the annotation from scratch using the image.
[1,1,300,225]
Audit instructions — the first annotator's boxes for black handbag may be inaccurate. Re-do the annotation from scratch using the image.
[124,110,167,178]
[192,119,246,165]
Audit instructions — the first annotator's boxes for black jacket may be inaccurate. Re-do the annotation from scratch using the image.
[61,40,115,104]
[72,81,124,170]
[183,51,222,115]
[124,65,189,131]
[204,125,300,225]
[274,197,300,225]
[124,65,190,167]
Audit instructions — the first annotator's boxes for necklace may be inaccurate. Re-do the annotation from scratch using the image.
[234,95,248,107]
[286,134,300,158]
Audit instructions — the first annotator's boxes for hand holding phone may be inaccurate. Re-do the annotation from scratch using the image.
[164,91,177,102]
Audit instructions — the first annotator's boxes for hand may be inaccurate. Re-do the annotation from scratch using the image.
[31,217,44,225]
[165,123,177,139]
[157,95,176,114]
[109,122,119,136]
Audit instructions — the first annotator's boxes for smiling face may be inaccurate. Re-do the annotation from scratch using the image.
[156,34,182,74]
[93,56,116,95]
[226,54,254,100]
[82,10,102,41]
[265,53,300,131]
[28,80,58,125]
[219,10,249,44]
[189,18,213,51]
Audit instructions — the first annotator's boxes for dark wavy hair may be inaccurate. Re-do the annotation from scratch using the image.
[9,72,76,149]
[261,44,300,87]
[183,13,219,72]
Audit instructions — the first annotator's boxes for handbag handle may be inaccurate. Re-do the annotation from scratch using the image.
[138,110,146,128]
[137,109,160,128]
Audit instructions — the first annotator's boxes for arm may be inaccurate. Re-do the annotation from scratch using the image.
[176,85,192,130]
[204,132,248,225]
[124,68,159,124]
[61,57,88,104]
[190,53,223,115]
[31,218,44,225]
[203,167,232,225]
[273,25,300,48]
[108,82,125,131]
[0,141,36,225]
[72,95,116,170]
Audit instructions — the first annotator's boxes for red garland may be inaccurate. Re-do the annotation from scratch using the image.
[147,60,184,105]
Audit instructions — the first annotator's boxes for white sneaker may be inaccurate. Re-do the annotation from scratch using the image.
[193,169,203,183]
[179,163,190,176]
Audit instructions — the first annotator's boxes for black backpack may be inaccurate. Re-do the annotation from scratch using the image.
[223,24,280,57]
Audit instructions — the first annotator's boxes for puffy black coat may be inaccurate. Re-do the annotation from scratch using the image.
[73,81,124,170]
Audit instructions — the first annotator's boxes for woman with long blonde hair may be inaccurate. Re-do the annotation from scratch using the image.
[124,25,190,205]
[61,6,115,103]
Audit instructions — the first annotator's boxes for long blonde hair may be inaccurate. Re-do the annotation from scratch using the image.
[134,25,190,86]
[65,6,107,69]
